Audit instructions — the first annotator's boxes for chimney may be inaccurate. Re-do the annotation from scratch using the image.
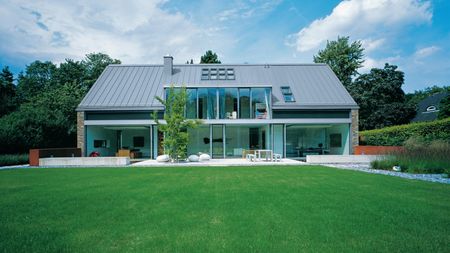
[164,55,173,75]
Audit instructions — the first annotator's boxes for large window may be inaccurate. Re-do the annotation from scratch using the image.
[219,88,238,119]
[186,88,197,119]
[251,88,270,119]
[167,87,271,120]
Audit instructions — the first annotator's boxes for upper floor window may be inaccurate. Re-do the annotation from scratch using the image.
[281,86,295,102]
[165,87,271,120]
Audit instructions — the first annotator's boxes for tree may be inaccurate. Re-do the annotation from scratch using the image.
[314,36,364,89]
[0,66,17,117]
[349,63,416,130]
[0,82,87,154]
[200,50,221,64]
[153,86,201,162]
[16,61,57,102]
[438,95,450,119]
[82,52,121,89]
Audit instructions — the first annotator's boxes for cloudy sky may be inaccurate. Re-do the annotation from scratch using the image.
[0,0,449,92]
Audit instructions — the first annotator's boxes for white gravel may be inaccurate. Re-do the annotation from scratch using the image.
[321,163,450,184]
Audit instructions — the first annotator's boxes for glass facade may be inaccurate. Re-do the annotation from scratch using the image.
[251,88,271,119]
[187,124,210,155]
[285,124,349,158]
[166,87,271,120]
[186,88,197,119]
[219,88,238,119]
[239,88,250,119]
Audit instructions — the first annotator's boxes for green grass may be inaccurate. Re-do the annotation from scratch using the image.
[0,166,449,252]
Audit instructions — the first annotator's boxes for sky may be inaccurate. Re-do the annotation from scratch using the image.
[0,0,449,92]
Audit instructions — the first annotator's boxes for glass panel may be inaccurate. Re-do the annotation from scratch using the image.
[198,88,208,119]
[328,124,350,155]
[186,89,197,119]
[208,88,217,119]
[285,125,329,158]
[273,124,284,157]
[187,125,210,155]
[281,86,292,94]
[212,125,223,158]
[251,88,269,119]
[219,88,238,119]
[239,88,250,119]
[224,125,269,157]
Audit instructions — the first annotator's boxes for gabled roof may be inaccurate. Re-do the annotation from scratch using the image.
[77,63,358,111]
[412,92,448,122]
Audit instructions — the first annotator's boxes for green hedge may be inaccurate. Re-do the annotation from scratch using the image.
[0,154,29,166]
[360,118,450,146]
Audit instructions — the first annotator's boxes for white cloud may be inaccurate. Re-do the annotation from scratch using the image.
[289,0,432,52]
[217,0,282,21]
[361,38,385,53]
[414,46,440,59]
[0,0,231,64]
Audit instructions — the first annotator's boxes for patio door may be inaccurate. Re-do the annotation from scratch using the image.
[212,125,224,158]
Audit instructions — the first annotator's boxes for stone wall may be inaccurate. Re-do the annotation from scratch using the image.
[351,109,359,154]
[77,112,85,156]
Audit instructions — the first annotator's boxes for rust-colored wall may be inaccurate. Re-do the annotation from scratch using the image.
[29,148,81,166]
[29,149,40,166]
[354,146,403,155]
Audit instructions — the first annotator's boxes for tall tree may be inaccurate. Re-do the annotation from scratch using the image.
[82,52,121,88]
[200,50,221,64]
[349,63,416,130]
[16,61,57,102]
[438,95,450,119]
[153,86,200,162]
[314,36,364,89]
[0,66,17,116]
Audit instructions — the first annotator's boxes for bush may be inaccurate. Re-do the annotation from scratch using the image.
[370,138,450,174]
[360,118,450,146]
[0,154,29,166]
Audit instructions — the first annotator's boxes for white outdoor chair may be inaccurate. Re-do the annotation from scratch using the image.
[246,154,256,162]
[273,153,282,162]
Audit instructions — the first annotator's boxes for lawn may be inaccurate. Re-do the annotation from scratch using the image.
[0,166,449,253]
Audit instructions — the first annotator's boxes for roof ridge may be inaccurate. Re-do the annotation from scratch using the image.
[109,63,328,67]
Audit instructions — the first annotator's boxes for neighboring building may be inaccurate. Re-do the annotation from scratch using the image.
[76,56,359,159]
[412,92,448,122]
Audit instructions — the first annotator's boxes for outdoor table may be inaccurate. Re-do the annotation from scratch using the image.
[255,150,273,162]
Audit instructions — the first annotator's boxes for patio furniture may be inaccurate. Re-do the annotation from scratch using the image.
[255,150,273,161]
[273,153,282,162]
[242,149,256,159]
[246,154,256,162]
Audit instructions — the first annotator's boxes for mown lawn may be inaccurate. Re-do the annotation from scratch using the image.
[0,166,449,252]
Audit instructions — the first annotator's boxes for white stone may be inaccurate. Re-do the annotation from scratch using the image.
[188,155,199,162]
[156,155,170,162]
[392,166,401,172]
[199,153,211,161]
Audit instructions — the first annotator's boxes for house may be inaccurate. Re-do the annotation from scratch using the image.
[411,92,448,122]
[76,56,359,159]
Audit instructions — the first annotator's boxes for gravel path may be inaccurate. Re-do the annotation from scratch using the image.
[322,163,450,184]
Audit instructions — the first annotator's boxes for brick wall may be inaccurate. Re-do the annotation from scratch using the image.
[77,112,85,156]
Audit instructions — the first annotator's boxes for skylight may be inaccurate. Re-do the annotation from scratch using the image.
[201,68,235,80]
[281,86,295,102]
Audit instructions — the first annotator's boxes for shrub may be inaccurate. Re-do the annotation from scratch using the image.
[360,118,450,146]
[370,138,450,174]
[0,154,29,166]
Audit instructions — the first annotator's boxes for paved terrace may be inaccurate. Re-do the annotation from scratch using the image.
[131,158,304,167]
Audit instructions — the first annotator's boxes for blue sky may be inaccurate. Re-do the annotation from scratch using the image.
[0,0,449,92]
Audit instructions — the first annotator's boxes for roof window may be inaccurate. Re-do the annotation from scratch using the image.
[200,68,235,80]
[281,86,295,102]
